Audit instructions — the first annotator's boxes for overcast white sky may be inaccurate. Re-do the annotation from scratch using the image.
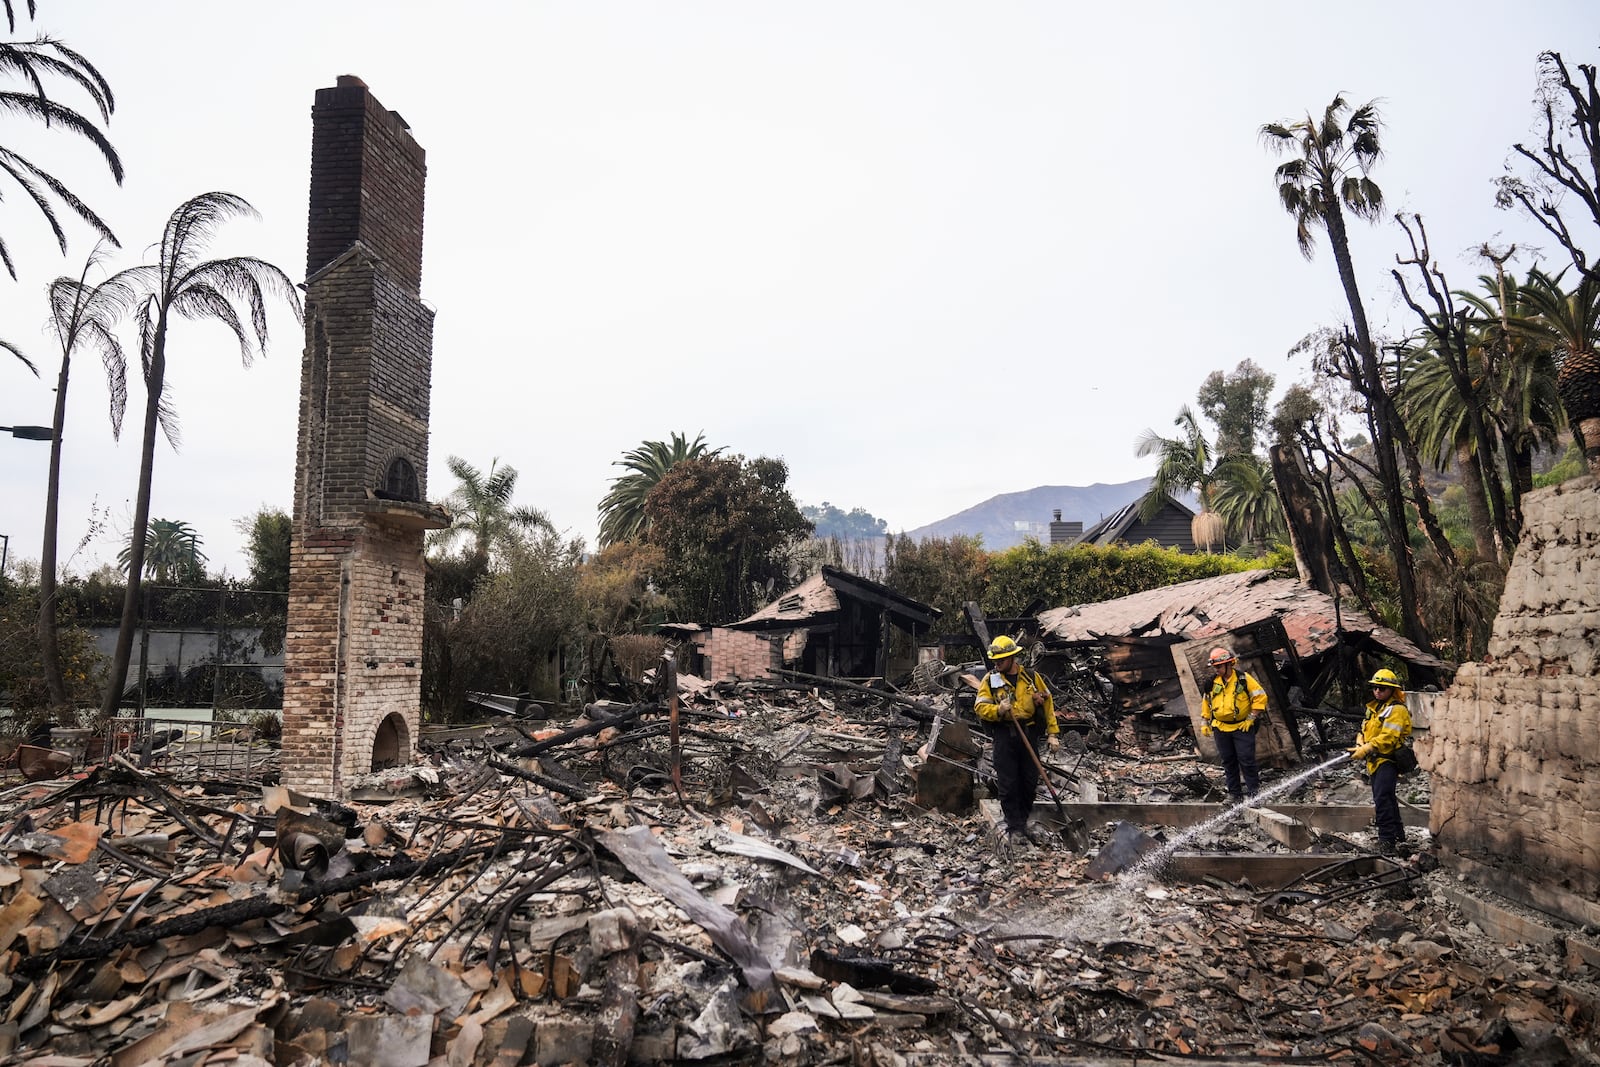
[1,2,1593,579]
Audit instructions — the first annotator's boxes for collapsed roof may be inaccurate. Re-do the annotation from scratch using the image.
[728,566,940,633]
[1036,568,1449,671]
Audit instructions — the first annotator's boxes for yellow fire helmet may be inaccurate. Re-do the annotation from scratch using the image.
[987,635,1023,661]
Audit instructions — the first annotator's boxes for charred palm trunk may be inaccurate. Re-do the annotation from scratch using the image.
[1457,442,1498,562]
[1457,370,1513,563]
[1269,441,1338,594]
[1323,205,1432,651]
[1508,437,1532,532]
[37,348,72,712]
[101,311,167,719]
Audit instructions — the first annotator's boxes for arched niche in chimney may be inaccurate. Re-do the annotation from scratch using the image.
[380,456,420,502]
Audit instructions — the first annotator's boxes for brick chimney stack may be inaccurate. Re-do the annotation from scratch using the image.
[306,75,426,295]
[282,78,445,798]
[1049,510,1083,545]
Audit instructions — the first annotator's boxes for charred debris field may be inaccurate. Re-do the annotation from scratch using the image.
[0,670,1595,1066]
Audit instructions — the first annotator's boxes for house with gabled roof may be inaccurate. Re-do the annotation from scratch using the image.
[674,566,941,682]
[1071,494,1198,552]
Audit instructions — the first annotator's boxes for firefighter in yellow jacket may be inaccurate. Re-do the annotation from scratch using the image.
[1351,668,1414,855]
[975,635,1058,844]
[1199,646,1267,802]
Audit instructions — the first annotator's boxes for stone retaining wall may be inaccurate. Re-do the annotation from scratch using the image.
[1425,476,1600,897]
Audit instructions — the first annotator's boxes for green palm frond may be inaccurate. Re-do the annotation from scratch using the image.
[1453,271,1565,451]
[117,517,205,581]
[1134,406,1216,522]
[1210,453,1284,544]
[430,455,549,565]
[1516,267,1600,361]
[597,430,723,546]
[1262,95,1385,262]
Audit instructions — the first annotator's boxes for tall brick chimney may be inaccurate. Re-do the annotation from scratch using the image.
[281,76,448,798]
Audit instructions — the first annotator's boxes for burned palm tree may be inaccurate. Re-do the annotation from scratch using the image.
[0,27,121,277]
[98,193,301,718]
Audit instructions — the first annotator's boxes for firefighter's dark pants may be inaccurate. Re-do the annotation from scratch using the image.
[993,718,1046,833]
[1214,724,1259,800]
[1371,761,1402,844]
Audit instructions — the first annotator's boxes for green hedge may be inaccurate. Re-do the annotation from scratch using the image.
[982,540,1277,619]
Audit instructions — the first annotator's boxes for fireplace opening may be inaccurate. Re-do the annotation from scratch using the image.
[372,711,410,770]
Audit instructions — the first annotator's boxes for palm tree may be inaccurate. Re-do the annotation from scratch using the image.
[0,31,122,277]
[429,455,552,568]
[37,253,128,710]
[1516,268,1600,481]
[1135,406,1228,551]
[1457,268,1565,517]
[598,431,722,547]
[1262,96,1430,650]
[98,193,301,717]
[117,518,205,584]
[1210,453,1285,548]
[1396,338,1500,561]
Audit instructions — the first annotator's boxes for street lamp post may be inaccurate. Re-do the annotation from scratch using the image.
[2,425,54,576]
[3,425,53,576]
[2,425,54,441]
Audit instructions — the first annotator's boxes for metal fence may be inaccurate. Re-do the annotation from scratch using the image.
[119,584,287,716]
[102,715,278,781]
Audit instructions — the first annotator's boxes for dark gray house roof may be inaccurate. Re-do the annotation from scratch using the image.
[1074,494,1197,552]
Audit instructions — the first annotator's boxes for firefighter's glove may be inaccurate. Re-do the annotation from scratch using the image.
[1199,722,1213,738]
[1349,742,1376,760]
[1032,692,1048,712]
[996,695,1014,721]
[1047,735,1061,752]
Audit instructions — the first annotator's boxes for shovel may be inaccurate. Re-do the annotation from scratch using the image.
[1010,714,1087,850]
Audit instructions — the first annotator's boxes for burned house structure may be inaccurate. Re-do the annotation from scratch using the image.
[1029,569,1449,761]
[673,566,940,682]
[13,57,1600,1064]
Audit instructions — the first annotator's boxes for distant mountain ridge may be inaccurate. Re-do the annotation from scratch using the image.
[902,478,1158,551]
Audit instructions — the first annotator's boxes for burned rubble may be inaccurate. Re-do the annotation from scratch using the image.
[2,666,1598,1067]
